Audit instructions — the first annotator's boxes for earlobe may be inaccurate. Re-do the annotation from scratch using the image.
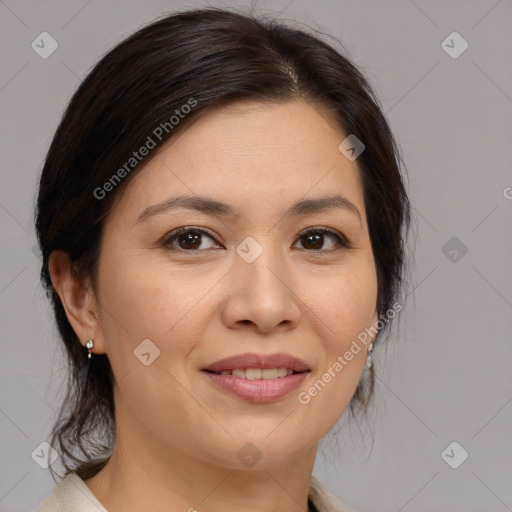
[369,308,380,344]
[48,250,104,354]
[364,309,379,369]
[371,309,379,331]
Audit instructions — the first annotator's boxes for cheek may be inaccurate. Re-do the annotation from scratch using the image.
[304,260,378,346]
[96,251,221,362]
[296,260,377,413]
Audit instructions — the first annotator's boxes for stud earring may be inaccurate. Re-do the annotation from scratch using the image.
[366,342,374,369]
[85,339,94,359]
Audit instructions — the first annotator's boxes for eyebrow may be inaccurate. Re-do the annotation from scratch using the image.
[135,194,363,226]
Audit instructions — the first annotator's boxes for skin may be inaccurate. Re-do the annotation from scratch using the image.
[49,98,378,512]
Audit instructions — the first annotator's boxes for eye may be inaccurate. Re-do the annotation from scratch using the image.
[162,227,221,252]
[293,227,351,252]
[162,226,351,253]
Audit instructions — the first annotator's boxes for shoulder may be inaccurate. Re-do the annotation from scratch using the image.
[308,476,357,512]
[35,472,109,512]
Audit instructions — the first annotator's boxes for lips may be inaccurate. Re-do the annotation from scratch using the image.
[201,352,310,373]
[201,353,311,403]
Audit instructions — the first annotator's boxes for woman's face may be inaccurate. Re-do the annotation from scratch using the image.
[92,98,378,470]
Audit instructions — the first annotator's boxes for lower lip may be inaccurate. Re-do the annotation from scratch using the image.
[201,371,309,403]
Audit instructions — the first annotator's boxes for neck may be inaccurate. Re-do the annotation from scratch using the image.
[84,406,319,512]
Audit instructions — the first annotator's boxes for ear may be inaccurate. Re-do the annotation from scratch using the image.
[369,308,379,345]
[48,250,105,355]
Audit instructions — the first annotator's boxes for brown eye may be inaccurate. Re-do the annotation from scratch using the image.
[295,227,351,251]
[163,228,219,251]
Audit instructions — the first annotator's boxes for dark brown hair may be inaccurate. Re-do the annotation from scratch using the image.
[34,7,412,481]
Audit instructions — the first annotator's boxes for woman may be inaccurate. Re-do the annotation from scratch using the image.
[34,7,411,512]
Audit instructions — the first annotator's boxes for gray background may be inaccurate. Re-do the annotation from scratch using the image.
[1,1,511,511]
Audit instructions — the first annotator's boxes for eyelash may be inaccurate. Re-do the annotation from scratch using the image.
[161,226,352,253]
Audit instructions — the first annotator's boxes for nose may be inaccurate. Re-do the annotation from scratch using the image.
[221,240,301,334]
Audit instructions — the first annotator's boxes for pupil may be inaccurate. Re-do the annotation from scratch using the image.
[179,232,200,249]
[305,234,322,250]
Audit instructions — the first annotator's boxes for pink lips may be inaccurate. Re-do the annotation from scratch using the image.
[202,353,310,373]
[201,352,310,403]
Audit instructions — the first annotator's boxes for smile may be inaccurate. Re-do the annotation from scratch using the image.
[204,367,296,379]
[201,353,311,403]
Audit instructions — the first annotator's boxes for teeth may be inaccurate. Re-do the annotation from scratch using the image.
[246,368,262,380]
[214,367,295,379]
[262,368,278,379]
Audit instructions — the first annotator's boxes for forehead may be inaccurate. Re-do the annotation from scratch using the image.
[109,99,366,224]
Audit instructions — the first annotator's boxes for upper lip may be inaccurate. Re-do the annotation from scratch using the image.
[202,353,310,373]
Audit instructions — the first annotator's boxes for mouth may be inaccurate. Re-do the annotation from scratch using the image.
[201,353,311,402]
[202,367,305,379]
[202,352,310,373]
